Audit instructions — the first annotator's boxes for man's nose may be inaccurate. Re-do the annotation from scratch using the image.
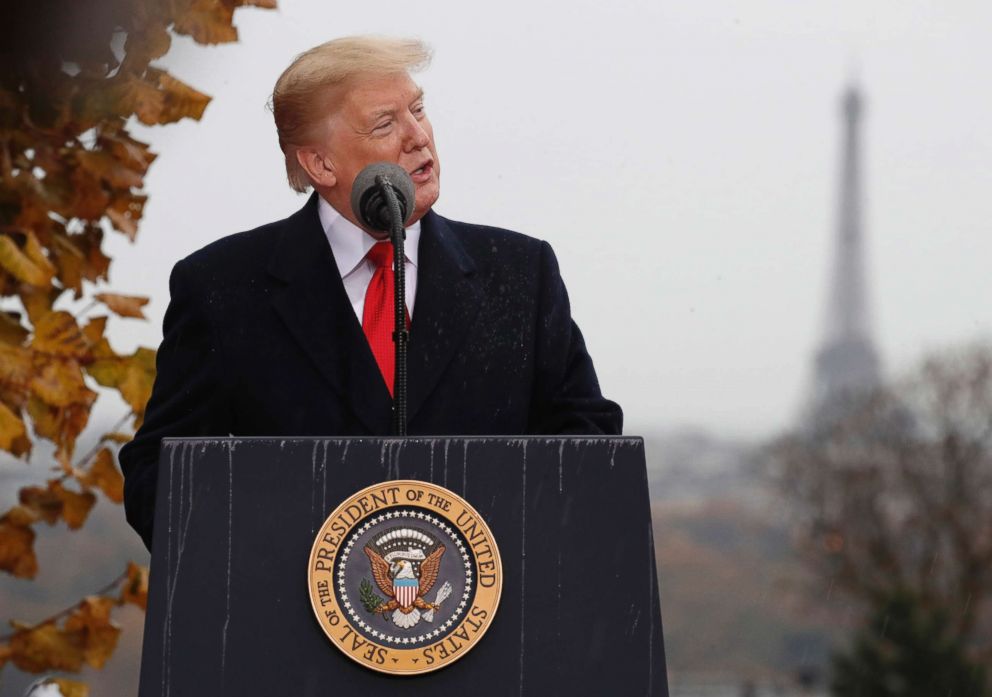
[402,116,430,151]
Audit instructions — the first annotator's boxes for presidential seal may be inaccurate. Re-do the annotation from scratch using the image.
[307,480,502,675]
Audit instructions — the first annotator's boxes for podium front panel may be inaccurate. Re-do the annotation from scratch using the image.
[139,437,668,696]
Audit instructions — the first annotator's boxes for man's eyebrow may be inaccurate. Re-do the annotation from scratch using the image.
[367,106,396,121]
[410,88,425,104]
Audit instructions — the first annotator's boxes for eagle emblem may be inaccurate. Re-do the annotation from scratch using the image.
[363,527,451,629]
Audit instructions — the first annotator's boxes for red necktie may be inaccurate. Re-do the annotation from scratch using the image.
[362,242,408,395]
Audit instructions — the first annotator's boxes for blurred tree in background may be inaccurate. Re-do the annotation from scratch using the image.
[0,0,274,692]
[831,587,987,697]
[771,344,992,694]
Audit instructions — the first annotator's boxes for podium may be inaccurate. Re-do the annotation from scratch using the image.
[138,437,668,696]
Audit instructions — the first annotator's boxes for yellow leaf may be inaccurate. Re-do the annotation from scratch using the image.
[0,343,33,388]
[17,284,61,325]
[9,622,85,672]
[29,359,97,408]
[0,400,31,457]
[0,234,53,287]
[52,482,96,529]
[79,448,123,503]
[81,316,114,359]
[94,292,149,319]
[0,311,29,344]
[19,483,63,525]
[121,561,149,610]
[119,348,156,416]
[31,311,91,359]
[46,678,90,697]
[64,597,121,669]
[87,347,156,416]
[23,232,58,281]
[26,396,91,463]
[0,514,37,578]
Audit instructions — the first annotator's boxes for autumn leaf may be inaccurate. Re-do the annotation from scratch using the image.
[45,678,90,697]
[121,562,149,610]
[29,360,98,408]
[52,482,96,530]
[76,150,144,190]
[64,597,121,668]
[26,397,91,464]
[106,191,147,240]
[0,343,34,389]
[51,226,111,293]
[0,512,38,578]
[94,292,149,319]
[8,622,85,672]
[158,71,212,122]
[124,21,173,67]
[101,432,132,444]
[79,448,124,503]
[22,232,58,281]
[0,234,54,287]
[19,483,64,525]
[116,75,167,125]
[17,284,61,325]
[86,347,156,416]
[0,311,29,344]
[0,401,32,457]
[98,128,157,175]
[172,0,238,44]
[31,311,91,360]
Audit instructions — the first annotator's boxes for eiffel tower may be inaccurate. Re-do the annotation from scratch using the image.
[808,83,881,426]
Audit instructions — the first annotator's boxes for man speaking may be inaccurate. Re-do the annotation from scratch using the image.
[119,36,622,550]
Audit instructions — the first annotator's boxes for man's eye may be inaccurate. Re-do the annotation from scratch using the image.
[373,120,392,132]
[412,104,425,118]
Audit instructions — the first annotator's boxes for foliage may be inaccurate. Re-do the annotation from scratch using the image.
[0,0,274,686]
[770,345,992,684]
[831,587,988,697]
[360,577,385,613]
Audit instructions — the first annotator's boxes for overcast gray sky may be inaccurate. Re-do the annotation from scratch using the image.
[99,0,992,439]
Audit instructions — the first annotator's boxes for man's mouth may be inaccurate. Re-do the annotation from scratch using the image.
[410,160,433,181]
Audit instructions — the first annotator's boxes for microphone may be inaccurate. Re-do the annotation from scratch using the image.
[350,162,416,232]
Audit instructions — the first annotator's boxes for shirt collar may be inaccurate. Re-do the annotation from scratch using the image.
[317,195,420,278]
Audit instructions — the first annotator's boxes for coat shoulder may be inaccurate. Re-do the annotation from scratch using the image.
[178,215,289,278]
[431,212,549,276]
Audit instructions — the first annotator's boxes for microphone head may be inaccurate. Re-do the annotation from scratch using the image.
[350,162,416,232]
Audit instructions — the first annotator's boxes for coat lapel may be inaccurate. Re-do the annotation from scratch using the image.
[267,194,392,434]
[407,211,482,422]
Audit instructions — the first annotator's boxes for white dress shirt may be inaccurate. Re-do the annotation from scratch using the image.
[317,195,420,321]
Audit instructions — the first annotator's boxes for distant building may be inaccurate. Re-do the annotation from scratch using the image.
[806,84,882,429]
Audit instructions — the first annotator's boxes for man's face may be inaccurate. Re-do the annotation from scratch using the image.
[316,72,440,231]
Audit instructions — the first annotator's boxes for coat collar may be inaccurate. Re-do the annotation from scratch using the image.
[267,194,481,432]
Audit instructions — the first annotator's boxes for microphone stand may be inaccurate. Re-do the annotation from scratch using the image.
[377,175,409,436]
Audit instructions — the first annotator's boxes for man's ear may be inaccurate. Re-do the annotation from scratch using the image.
[296,148,337,188]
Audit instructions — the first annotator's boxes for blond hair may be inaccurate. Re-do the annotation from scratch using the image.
[270,36,432,193]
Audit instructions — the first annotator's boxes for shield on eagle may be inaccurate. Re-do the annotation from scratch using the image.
[363,527,446,629]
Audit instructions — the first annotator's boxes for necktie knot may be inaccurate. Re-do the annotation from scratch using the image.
[366,242,393,269]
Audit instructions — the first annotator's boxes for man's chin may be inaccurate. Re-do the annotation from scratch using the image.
[411,188,439,223]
